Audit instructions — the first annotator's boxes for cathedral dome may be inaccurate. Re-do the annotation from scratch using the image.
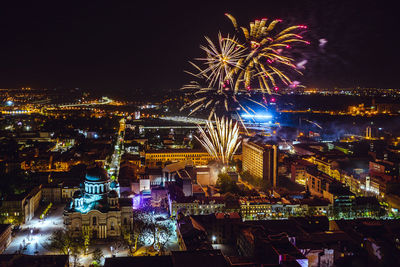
[85,167,109,182]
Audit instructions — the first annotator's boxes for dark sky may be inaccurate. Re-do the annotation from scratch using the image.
[0,0,398,95]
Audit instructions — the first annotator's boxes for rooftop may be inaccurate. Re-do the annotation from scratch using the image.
[85,166,109,182]
[146,148,207,154]
[0,254,69,267]
[104,256,173,267]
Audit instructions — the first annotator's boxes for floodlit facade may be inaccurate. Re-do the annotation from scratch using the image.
[63,167,132,238]
[242,140,278,187]
[145,149,213,167]
[0,186,42,224]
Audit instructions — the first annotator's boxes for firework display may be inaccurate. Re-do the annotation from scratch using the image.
[181,14,308,118]
[225,13,308,94]
[187,32,246,90]
[195,115,241,165]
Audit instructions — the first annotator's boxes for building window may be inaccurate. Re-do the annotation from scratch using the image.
[93,217,97,225]
[111,221,115,230]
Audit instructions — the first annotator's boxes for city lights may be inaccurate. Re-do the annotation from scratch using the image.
[0,2,399,266]
[241,113,273,119]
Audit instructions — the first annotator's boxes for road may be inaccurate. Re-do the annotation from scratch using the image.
[106,118,125,179]
[4,204,65,255]
[59,96,113,108]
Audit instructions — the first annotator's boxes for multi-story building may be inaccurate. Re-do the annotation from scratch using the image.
[239,196,332,221]
[0,224,12,253]
[61,184,80,202]
[242,139,278,187]
[42,183,62,203]
[64,167,132,239]
[291,159,314,185]
[0,186,42,224]
[306,168,334,199]
[145,149,213,167]
[237,228,308,265]
[239,197,304,220]
[191,213,241,244]
[169,196,225,217]
[305,154,364,196]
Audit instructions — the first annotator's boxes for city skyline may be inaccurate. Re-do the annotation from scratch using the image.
[2,2,400,266]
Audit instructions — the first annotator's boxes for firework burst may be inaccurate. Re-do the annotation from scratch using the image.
[225,13,309,94]
[182,14,308,119]
[181,35,266,120]
[188,32,247,90]
[196,115,241,165]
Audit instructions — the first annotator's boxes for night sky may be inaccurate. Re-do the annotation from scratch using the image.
[0,0,398,95]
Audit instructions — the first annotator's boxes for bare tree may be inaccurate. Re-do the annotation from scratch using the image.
[44,229,83,266]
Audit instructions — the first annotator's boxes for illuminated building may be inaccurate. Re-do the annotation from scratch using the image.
[42,183,62,203]
[0,186,42,224]
[239,196,332,221]
[61,182,80,201]
[145,149,213,167]
[242,139,278,187]
[306,153,364,195]
[64,167,132,238]
[0,224,12,254]
[291,159,314,185]
[305,168,334,199]
[239,197,303,220]
[169,197,225,217]
[239,197,276,220]
[365,126,379,139]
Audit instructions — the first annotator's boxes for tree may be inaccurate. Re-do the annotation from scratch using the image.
[216,172,240,194]
[82,227,91,255]
[156,222,175,254]
[122,209,153,255]
[259,178,272,192]
[122,226,141,256]
[92,248,104,266]
[240,171,271,191]
[44,230,83,261]
[124,206,176,254]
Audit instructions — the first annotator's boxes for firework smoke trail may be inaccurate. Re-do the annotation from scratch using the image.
[195,115,241,165]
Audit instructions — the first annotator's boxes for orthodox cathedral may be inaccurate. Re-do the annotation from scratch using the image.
[64,166,133,238]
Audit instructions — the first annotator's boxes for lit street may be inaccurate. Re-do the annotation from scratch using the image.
[4,204,65,255]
